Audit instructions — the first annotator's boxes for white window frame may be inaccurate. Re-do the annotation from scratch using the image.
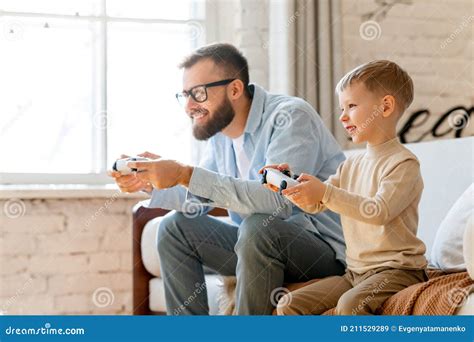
[1,0,214,185]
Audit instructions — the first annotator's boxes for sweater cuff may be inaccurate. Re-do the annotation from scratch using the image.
[321,182,334,204]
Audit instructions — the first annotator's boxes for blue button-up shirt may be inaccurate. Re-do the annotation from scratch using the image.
[149,84,347,263]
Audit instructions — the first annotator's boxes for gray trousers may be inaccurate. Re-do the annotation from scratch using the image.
[157,211,345,315]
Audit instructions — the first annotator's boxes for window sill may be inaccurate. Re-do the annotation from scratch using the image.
[0,184,149,200]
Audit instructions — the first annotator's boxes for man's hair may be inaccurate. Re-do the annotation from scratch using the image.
[335,60,414,113]
[178,43,251,96]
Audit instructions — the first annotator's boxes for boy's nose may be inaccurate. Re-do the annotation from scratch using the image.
[339,112,348,122]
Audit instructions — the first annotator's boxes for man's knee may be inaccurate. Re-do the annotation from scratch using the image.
[157,211,189,252]
[235,214,275,252]
[239,214,268,235]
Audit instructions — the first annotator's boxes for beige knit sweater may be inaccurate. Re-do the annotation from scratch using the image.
[315,138,428,273]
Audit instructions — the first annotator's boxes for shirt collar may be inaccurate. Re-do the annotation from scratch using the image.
[244,84,266,134]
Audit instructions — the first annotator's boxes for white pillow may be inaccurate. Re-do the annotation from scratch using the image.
[430,183,473,272]
[141,217,162,277]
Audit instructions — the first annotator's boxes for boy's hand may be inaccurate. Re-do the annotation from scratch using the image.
[281,173,327,213]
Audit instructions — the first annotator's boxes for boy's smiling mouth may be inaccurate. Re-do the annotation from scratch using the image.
[344,125,357,134]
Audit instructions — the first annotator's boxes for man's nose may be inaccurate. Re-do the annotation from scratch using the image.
[185,96,199,113]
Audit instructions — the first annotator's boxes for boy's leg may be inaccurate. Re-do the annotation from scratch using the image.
[336,268,427,315]
[276,274,352,315]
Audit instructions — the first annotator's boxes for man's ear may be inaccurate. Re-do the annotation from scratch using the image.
[382,95,396,118]
[229,79,245,100]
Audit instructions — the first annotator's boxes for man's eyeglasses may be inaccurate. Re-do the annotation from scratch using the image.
[176,78,236,106]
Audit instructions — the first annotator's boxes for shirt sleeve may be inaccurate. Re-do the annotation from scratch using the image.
[322,158,423,225]
[265,106,334,178]
[147,141,216,216]
[187,107,331,218]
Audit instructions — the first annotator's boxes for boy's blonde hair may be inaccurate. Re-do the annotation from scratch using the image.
[336,60,414,114]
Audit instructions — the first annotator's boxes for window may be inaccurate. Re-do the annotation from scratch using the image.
[0,0,206,184]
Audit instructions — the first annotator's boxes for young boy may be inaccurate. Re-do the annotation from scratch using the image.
[263,60,428,315]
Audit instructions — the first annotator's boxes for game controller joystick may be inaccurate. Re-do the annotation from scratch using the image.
[261,168,299,194]
[112,157,149,175]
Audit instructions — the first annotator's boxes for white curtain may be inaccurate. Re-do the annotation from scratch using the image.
[269,0,348,147]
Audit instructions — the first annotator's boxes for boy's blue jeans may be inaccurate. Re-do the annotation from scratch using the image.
[157,211,345,315]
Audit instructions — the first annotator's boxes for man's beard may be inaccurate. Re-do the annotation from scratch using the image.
[192,97,235,140]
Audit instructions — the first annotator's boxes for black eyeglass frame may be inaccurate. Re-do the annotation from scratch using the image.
[175,78,236,104]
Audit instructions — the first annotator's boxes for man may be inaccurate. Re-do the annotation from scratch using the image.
[111,43,346,315]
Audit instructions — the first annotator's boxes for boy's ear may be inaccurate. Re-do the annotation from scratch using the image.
[382,95,396,118]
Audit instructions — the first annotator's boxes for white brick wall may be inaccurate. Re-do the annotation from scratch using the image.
[0,198,136,315]
[235,0,269,89]
[339,0,473,146]
[211,0,269,88]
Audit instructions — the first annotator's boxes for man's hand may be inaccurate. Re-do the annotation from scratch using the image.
[137,151,161,160]
[258,163,290,175]
[281,173,327,214]
[127,159,194,190]
[108,154,154,193]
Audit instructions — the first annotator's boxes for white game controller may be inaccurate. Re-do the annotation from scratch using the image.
[261,168,299,194]
[112,157,149,175]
